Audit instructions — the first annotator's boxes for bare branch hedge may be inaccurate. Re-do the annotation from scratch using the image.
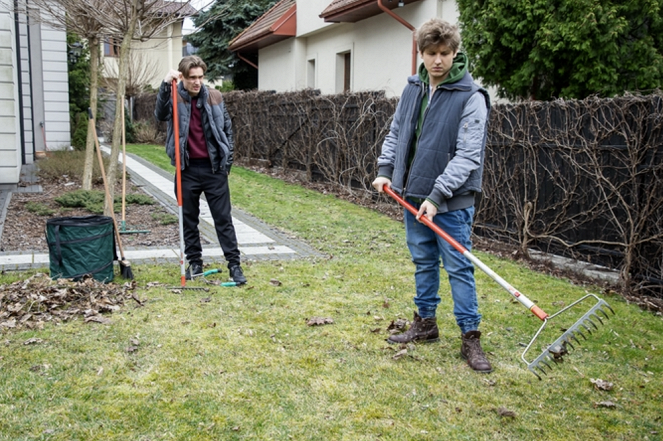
[137,89,663,297]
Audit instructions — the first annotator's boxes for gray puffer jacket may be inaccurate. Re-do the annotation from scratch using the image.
[378,70,490,214]
[155,81,234,173]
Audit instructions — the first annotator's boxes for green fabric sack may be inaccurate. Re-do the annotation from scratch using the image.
[46,216,117,282]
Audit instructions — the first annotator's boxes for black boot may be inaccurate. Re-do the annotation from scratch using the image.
[461,331,493,373]
[229,265,247,284]
[387,312,439,344]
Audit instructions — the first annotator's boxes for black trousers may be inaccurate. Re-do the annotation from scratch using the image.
[176,165,240,269]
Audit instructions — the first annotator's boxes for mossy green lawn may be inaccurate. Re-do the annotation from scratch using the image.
[1,146,661,440]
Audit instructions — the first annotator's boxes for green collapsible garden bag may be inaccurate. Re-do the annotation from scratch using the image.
[46,215,117,282]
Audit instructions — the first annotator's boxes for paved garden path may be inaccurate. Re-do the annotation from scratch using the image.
[0,149,320,272]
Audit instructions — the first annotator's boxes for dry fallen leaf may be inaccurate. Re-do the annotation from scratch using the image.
[85,315,112,325]
[590,378,614,391]
[0,320,17,329]
[306,317,334,326]
[595,401,617,408]
[270,279,282,286]
[496,407,517,418]
[23,338,43,345]
[392,349,407,360]
[387,318,409,335]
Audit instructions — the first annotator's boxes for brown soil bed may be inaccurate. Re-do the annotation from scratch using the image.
[1,176,180,252]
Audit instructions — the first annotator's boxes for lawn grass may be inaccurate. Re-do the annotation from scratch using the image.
[1,147,662,440]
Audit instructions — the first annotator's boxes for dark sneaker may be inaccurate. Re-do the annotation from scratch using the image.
[387,311,439,344]
[185,262,204,280]
[461,330,493,373]
[229,265,247,284]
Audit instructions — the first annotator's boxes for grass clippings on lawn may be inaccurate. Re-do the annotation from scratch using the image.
[1,149,662,441]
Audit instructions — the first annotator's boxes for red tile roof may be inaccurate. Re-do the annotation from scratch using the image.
[320,0,421,23]
[229,0,296,53]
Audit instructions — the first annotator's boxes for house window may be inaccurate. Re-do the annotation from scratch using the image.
[104,38,120,57]
[307,59,316,88]
[335,50,352,93]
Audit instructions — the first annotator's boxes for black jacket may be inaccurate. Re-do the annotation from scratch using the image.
[155,81,234,173]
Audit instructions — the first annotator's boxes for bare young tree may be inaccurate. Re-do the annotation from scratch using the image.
[93,0,197,212]
[101,47,161,100]
[11,0,106,191]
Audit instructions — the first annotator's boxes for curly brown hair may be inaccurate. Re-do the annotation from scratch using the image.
[416,18,461,53]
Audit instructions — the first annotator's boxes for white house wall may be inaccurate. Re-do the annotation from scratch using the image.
[259,39,298,91]
[259,0,462,98]
[39,27,69,150]
[0,2,21,184]
[18,17,33,163]
[297,0,335,36]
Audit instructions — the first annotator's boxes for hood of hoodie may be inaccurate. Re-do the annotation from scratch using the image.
[418,52,468,86]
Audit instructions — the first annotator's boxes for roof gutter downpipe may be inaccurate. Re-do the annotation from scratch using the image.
[377,0,417,75]
[237,53,258,70]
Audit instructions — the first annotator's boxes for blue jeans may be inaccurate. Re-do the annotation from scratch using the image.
[404,201,481,334]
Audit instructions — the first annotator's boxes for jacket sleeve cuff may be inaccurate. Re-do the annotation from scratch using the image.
[377,165,394,179]
[428,188,447,212]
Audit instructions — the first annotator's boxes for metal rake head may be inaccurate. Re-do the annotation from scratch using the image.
[522,294,615,380]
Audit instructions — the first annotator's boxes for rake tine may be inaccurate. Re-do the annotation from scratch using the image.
[591,312,604,326]
[585,317,599,331]
[581,322,593,335]
[566,334,579,349]
[530,369,543,381]
[541,358,554,370]
[575,329,588,340]
[598,306,613,320]
[549,354,563,366]
[536,365,548,377]
[597,308,610,320]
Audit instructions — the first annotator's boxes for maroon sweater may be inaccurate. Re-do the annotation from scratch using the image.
[187,97,209,159]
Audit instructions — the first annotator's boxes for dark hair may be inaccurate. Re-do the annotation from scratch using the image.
[178,56,207,78]
[416,18,461,53]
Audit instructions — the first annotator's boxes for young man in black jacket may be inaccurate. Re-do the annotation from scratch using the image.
[155,56,246,284]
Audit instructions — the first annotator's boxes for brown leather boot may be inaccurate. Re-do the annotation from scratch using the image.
[387,312,439,344]
[461,331,493,373]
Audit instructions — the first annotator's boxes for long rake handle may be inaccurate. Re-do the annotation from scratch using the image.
[121,96,127,225]
[88,109,127,261]
[172,80,186,288]
[384,186,549,321]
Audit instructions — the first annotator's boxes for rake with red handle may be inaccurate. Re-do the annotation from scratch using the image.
[172,79,186,287]
[383,186,614,379]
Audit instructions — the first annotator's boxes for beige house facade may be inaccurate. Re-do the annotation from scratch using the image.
[230,0,463,98]
[101,20,188,91]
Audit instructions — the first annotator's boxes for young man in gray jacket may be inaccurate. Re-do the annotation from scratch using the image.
[155,56,246,284]
[372,19,491,373]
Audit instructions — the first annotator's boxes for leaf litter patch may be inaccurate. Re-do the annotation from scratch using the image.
[0,273,136,331]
